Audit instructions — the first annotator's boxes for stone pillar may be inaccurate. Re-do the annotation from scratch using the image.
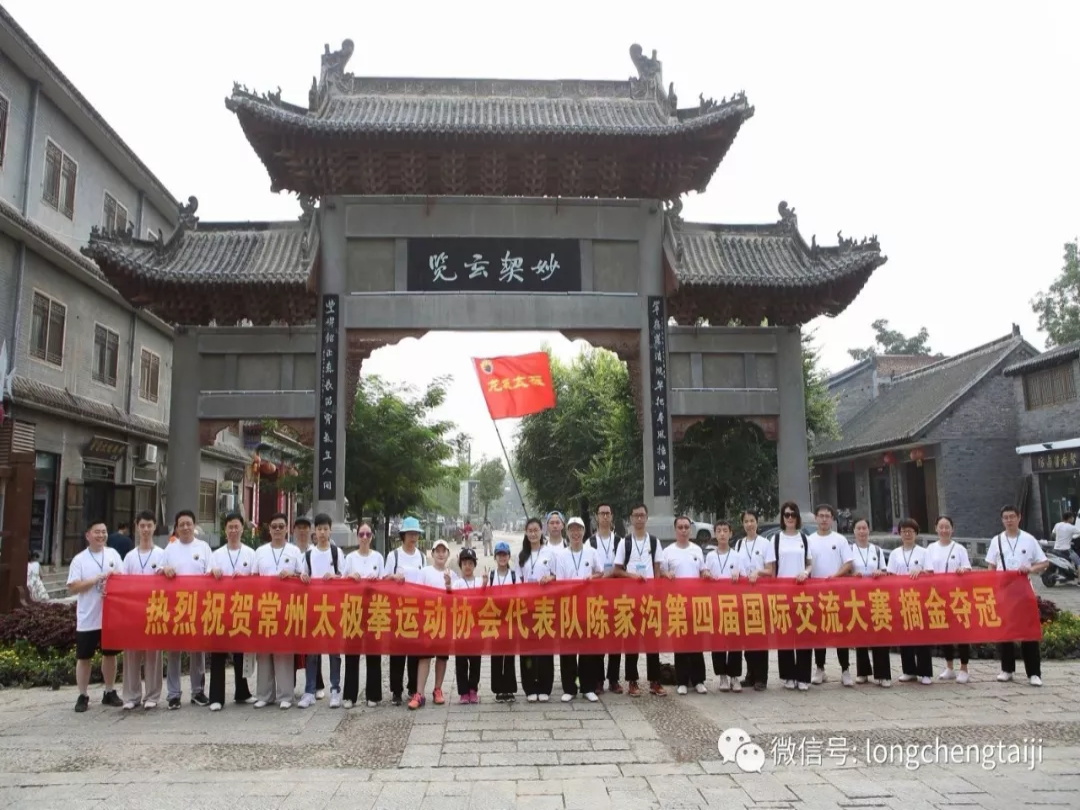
[314,199,351,546]
[166,327,200,525]
[638,204,675,541]
[776,326,812,510]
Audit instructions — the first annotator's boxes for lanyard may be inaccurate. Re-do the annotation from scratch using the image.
[228,546,242,573]
[496,570,512,586]
[528,552,539,580]
[939,542,954,572]
[902,546,917,572]
[596,534,612,561]
[88,550,105,572]
[716,550,732,574]
[634,535,648,561]
[570,548,584,575]
[271,545,285,570]
[856,544,873,572]
[463,577,475,588]
[137,548,154,572]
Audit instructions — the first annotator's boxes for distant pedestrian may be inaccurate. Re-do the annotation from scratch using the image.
[481,521,493,556]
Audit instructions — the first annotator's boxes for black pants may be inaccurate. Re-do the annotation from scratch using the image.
[899,646,932,677]
[711,651,743,677]
[855,647,892,681]
[777,649,812,683]
[389,655,419,698]
[999,641,1041,677]
[744,650,768,685]
[455,656,482,696]
[491,655,517,695]
[559,654,601,695]
[300,654,324,690]
[673,652,706,687]
[941,643,970,665]
[625,652,661,683]
[814,648,850,671]
[344,655,382,703]
[605,654,622,686]
[208,652,251,704]
[520,655,554,696]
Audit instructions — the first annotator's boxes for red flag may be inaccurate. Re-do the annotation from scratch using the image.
[473,352,556,420]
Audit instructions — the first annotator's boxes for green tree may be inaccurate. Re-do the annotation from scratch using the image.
[514,347,642,523]
[1031,240,1080,348]
[474,457,506,522]
[848,319,933,361]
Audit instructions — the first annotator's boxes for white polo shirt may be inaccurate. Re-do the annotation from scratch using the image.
[985,530,1046,572]
[211,543,256,577]
[808,531,853,578]
[850,542,887,577]
[887,544,927,575]
[923,541,971,574]
[614,533,660,579]
[68,546,124,631]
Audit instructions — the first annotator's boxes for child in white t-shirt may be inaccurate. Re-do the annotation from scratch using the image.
[405,539,453,709]
[703,520,746,692]
[452,548,483,704]
[298,514,343,709]
[488,541,519,702]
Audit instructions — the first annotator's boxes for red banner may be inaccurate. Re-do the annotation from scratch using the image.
[473,352,556,419]
[102,572,1040,655]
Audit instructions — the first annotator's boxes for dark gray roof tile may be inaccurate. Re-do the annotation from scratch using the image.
[1003,339,1080,376]
[13,376,170,443]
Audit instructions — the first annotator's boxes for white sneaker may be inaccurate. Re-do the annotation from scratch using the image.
[329,690,342,708]
[278,700,292,710]
[527,694,538,703]
[676,685,688,695]
[841,671,854,687]
[1030,675,1043,687]
[717,675,731,692]
[695,683,708,694]
[298,693,316,709]
[855,675,868,684]
[878,679,892,688]
[122,701,136,711]
[584,692,599,702]
[811,667,825,685]
[938,668,957,681]
[244,697,256,704]
[730,680,742,693]
[783,680,796,690]
[315,689,325,700]
[342,700,353,709]
[253,700,268,709]
[997,671,1013,682]
[143,700,157,710]
[537,694,549,703]
[956,671,970,684]
[366,700,378,708]
[919,676,933,686]
[898,674,916,683]
[209,702,223,712]
[797,682,810,691]
[561,693,574,702]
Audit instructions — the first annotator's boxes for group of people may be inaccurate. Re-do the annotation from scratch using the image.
[67,499,1047,714]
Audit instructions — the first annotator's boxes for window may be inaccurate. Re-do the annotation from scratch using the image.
[0,94,8,168]
[102,191,128,234]
[42,140,77,218]
[92,324,119,387]
[139,348,160,403]
[198,479,217,523]
[1024,365,1077,410]
[30,291,66,366]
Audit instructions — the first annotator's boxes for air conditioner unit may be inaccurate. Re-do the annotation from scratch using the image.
[220,481,235,494]
[140,444,159,465]
[219,493,236,512]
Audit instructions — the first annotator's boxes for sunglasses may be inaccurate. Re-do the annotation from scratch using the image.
[782,512,797,518]
[269,523,287,529]
[357,531,372,538]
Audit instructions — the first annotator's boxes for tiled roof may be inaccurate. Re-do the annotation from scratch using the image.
[1003,339,1080,376]
[669,213,886,290]
[827,354,944,388]
[0,198,105,281]
[227,81,753,138]
[813,334,1035,460]
[83,220,317,285]
[13,376,169,443]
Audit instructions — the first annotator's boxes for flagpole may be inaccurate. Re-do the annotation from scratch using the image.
[491,418,530,519]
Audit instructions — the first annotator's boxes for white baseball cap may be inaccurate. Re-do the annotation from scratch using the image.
[567,517,586,529]
[431,539,450,551]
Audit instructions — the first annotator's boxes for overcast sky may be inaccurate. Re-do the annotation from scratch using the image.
[11,1,1079,462]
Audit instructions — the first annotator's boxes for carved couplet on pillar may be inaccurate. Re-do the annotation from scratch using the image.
[647,296,671,498]
[317,294,340,500]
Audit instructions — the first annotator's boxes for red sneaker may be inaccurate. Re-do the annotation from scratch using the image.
[433,687,445,705]
[608,681,624,694]
[649,682,667,697]
[407,693,425,710]
[627,681,641,697]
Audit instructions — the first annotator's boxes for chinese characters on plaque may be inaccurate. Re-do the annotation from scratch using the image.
[317,294,340,500]
[407,238,582,292]
[1032,449,1080,473]
[648,296,671,498]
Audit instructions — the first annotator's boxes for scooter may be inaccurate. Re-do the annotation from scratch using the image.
[1041,538,1080,587]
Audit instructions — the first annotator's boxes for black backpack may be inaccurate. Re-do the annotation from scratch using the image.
[488,569,518,585]
[770,530,809,572]
[305,544,340,576]
[589,533,620,554]
[391,547,425,574]
[622,533,659,567]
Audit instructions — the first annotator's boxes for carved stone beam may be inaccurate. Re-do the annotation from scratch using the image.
[671,416,705,443]
[345,329,429,403]
[198,419,237,447]
[275,419,316,446]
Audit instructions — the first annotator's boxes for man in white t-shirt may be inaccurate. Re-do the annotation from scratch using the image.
[384,516,427,705]
[556,517,602,703]
[1051,512,1080,565]
[67,519,125,713]
[662,516,707,695]
[614,502,666,697]
[121,510,166,710]
[161,509,213,709]
[589,502,623,694]
[252,511,303,708]
[298,513,343,708]
[207,511,258,711]
[984,505,1049,686]
[546,511,567,550]
[808,505,855,686]
[289,516,325,698]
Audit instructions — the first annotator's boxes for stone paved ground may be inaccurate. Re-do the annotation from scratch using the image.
[1,651,1078,810]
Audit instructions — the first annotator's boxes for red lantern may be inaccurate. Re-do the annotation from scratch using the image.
[260,460,277,476]
[910,447,925,467]
[250,454,261,476]
[882,452,896,466]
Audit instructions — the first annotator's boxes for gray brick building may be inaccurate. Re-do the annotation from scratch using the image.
[811,328,1038,538]
[1003,341,1080,537]
[0,8,269,563]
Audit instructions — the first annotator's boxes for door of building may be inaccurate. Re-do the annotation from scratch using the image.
[905,461,929,534]
[869,468,894,532]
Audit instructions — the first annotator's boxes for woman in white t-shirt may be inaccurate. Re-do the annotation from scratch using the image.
[518,517,557,701]
[774,501,813,690]
[924,515,973,684]
[342,523,384,708]
[849,518,891,687]
[886,518,932,685]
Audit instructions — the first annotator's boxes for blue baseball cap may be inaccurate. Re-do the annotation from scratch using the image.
[494,541,511,555]
[399,516,422,534]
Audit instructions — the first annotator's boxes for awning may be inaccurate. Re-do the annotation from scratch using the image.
[1015,437,1080,455]
[224,467,246,483]
[83,436,127,462]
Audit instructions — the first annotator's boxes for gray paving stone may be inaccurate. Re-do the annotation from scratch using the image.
[481,729,553,741]
[606,789,661,809]
[561,777,613,810]
[445,731,483,742]
[514,796,566,810]
[439,753,481,767]
[400,743,443,768]
[467,780,518,809]
[538,764,621,780]
[644,774,707,807]
[480,751,560,767]
[557,750,628,765]
[371,782,429,810]
[407,725,446,745]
